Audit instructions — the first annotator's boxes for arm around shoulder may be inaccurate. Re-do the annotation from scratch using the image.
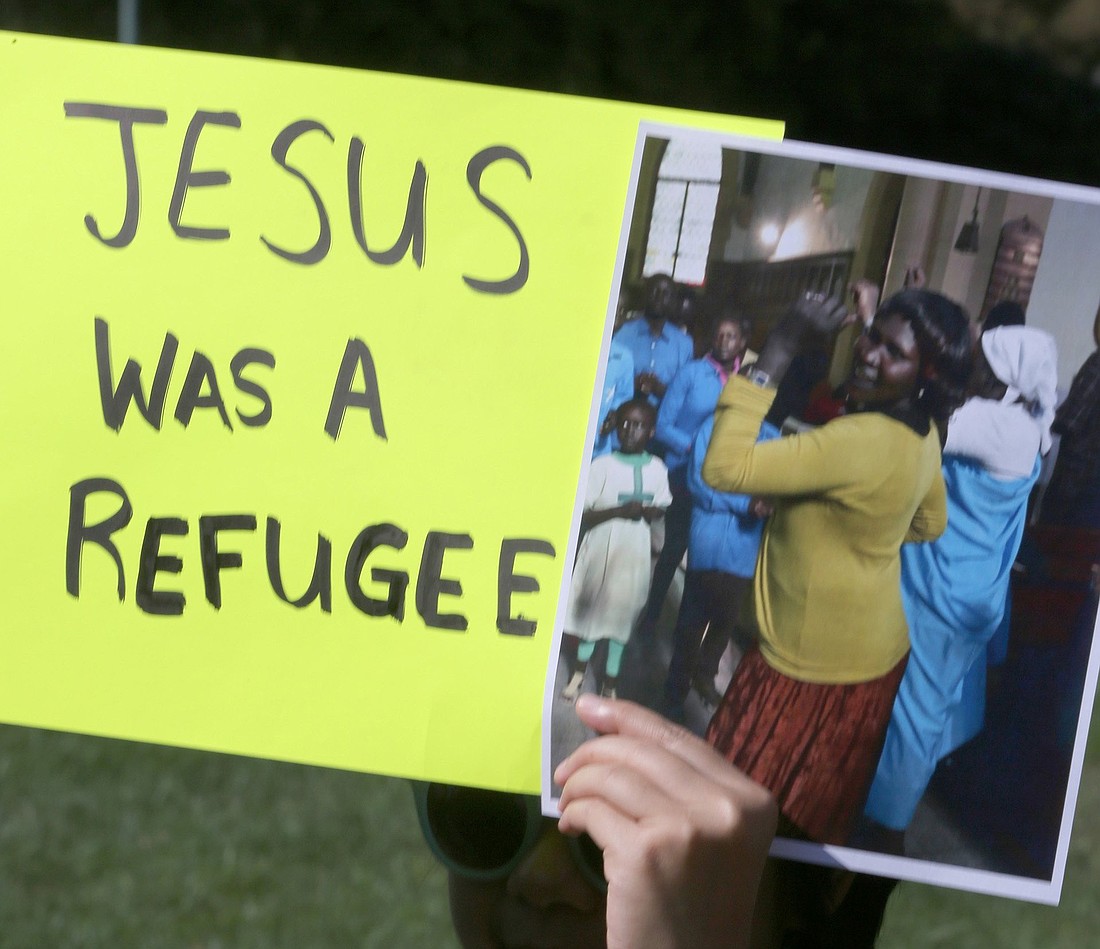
[906,465,947,543]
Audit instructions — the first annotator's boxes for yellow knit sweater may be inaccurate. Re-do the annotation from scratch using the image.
[703,376,946,684]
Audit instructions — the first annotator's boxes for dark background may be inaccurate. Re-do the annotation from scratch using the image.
[3,0,1100,186]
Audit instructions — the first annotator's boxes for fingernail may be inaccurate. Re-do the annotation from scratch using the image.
[575,693,605,715]
[553,758,569,784]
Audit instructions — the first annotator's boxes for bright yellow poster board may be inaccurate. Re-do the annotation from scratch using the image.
[0,31,781,793]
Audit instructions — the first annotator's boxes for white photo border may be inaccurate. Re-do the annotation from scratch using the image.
[542,124,1100,905]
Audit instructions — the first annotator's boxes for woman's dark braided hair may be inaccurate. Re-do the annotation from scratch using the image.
[878,289,973,430]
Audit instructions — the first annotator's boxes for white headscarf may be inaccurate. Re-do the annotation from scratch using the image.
[945,326,1060,479]
[981,326,1059,455]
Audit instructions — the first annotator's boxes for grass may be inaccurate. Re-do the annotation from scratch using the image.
[1,691,1097,947]
[0,727,457,948]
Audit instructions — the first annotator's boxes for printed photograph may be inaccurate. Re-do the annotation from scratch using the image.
[544,129,1100,903]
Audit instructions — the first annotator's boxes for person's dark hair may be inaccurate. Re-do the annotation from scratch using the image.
[619,396,658,424]
[983,300,1026,332]
[710,306,752,341]
[877,289,972,427]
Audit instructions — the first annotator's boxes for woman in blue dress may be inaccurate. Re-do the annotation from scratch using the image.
[864,325,1059,839]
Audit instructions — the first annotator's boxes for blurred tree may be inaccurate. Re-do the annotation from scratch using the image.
[2,0,1099,184]
[949,0,1100,74]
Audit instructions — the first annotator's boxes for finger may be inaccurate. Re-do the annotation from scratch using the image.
[555,728,695,801]
[559,753,777,872]
[574,695,718,761]
[557,793,636,855]
[798,294,847,328]
[557,732,762,822]
[825,297,849,322]
[560,696,766,799]
[559,755,683,826]
[559,732,720,806]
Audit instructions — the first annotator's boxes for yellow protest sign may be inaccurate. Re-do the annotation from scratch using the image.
[0,30,780,793]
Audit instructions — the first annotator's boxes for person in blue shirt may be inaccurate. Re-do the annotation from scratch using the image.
[863,326,1058,845]
[638,309,751,634]
[664,414,778,716]
[612,273,694,405]
[592,337,635,457]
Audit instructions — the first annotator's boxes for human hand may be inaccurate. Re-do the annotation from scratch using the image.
[555,696,778,949]
[621,501,645,520]
[748,497,773,520]
[903,264,926,289]
[753,293,848,382]
[850,279,880,324]
[789,292,850,337]
[641,505,664,523]
[636,372,665,398]
[600,410,618,436]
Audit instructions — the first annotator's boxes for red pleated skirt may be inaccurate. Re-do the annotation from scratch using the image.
[706,648,907,846]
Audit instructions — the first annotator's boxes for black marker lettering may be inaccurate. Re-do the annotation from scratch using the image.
[345,523,409,619]
[63,102,168,248]
[462,146,531,295]
[174,351,233,429]
[199,514,256,608]
[323,338,387,441]
[168,110,241,240]
[347,138,427,267]
[415,531,473,631]
[95,317,178,431]
[260,119,334,265]
[231,348,275,427]
[496,538,556,636]
[136,517,188,616]
[66,478,133,600]
[265,517,333,612]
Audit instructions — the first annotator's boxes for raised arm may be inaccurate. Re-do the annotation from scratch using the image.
[689,418,779,515]
[703,294,849,496]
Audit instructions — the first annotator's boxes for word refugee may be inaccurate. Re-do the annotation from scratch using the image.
[66,478,557,635]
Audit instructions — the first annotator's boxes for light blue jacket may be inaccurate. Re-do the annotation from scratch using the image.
[686,416,779,576]
[656,356,729,481]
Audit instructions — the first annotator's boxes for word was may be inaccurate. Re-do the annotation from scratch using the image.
[95,317,384,440]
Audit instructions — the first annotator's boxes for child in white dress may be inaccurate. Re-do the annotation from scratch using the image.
[562,399,672,700]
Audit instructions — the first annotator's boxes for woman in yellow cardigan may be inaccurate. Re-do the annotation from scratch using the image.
[703,289,972,847]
